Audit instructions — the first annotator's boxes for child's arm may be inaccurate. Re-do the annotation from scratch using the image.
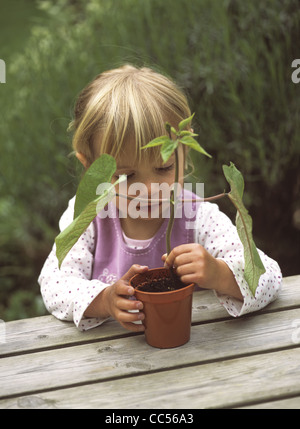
[38,218,110,331]
[164,202,282,317]
[39,198,147,332]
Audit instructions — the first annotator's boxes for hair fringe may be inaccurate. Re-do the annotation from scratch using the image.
[70,64,191,168]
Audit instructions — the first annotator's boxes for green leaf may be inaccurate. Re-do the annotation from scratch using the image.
[55,154,122,268]
[56,194,106,268]
[223,163,266,296]
[141,135,170,149]
[55,177,125,268]
[74,154,116,219]
[178,113,195,131]
[161,139,178,163]
[179,136,212,158]
[179,130,198,137]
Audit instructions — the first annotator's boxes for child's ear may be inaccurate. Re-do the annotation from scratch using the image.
[76,152,88,168]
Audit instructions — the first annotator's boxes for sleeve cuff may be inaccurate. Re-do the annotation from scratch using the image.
[73,280,112,331]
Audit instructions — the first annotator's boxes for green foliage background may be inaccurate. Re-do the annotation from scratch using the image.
[0,0,299,320]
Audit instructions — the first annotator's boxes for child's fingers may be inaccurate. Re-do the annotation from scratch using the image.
[113,300,145,332]
[172,253,195,270]
[113,279,137,298]
[115,305,144,322]
[116,294,143,312]
[119,320,145,333]
[162,245,186,267]
[109,266,148,332]
[112,283,144,326]
[162,248,178,267]
[163,244,201,268]
[114,281,135,297]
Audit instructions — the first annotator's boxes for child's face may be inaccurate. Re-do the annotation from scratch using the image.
[112,146,185,220]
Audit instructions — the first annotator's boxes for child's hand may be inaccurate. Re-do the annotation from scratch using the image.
[162,243,225,289]
[162,243,220,289]
[85,264,148,332]
[162,244,243,300]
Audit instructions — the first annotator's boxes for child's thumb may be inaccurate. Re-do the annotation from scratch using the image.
[122,264,148,283]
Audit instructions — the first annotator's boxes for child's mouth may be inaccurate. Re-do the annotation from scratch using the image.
[139,201,162,217]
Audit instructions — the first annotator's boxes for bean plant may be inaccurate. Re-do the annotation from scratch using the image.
[56,115,265,296]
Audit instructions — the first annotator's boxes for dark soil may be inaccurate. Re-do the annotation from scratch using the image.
[136,275,186,293]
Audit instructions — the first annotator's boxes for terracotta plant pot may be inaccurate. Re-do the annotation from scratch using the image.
[130,267,194,348]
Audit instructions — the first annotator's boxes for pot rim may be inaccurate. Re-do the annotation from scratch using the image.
[134,281,194,296]
[130,267,194,297]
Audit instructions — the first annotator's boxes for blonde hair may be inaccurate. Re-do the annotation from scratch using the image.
[70,65,191,166]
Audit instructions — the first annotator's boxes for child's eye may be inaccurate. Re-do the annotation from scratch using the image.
[114,172,135,180]
[156,163,174,174]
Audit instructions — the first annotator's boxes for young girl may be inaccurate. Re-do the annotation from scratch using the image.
[39,65,282,332]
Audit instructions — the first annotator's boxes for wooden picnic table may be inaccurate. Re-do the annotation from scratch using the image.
[0,275,299,409]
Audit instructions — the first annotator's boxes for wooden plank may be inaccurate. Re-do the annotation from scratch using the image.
[1,347,299,409]
[0,307,299,399]
[239,396,300,409]
[0,315,127,358]
[0,290,230,358]
[267,275,300,311]
[1,275,299,357]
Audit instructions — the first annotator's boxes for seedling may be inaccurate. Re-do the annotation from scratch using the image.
[55,114,265,296]
[141,113,211,255]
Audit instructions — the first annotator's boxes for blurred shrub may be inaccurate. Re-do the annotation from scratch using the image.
[0,0,299,320]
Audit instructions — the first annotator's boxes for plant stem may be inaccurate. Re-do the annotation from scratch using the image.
[116,192,227,203]
[166,145,179,255]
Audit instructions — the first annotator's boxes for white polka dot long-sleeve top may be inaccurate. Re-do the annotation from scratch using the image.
[38,197,282,331]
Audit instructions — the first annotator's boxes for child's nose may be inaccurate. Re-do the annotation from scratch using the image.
[141,180,152,199]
